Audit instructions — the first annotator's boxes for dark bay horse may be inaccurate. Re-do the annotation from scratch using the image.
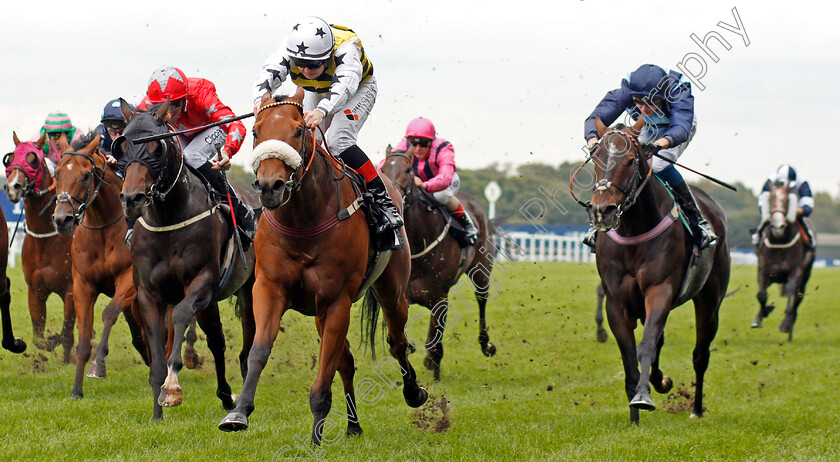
[379,146,496,381]
[575,119,730,424]
[3,132,75,362]
[752,180,815,340]
[219,89,427,443]
[116,100,257,420]
[1,207,26,353]
[51,134,148,398]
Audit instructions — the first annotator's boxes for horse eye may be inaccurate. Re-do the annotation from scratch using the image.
[295,127,304,138]
[81,171,91,182]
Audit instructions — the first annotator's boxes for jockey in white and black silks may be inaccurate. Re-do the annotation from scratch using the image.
[252,16,403,244]
[752,164,816,247]
[582,63,717,250]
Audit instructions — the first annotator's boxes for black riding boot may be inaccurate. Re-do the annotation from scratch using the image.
[455,211,479,246]
[196,163,256,251]
[338,145,404,234]
[671,181,717,249]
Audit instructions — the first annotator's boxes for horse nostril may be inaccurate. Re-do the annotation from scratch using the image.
[272,180,284,192]
[252,180,260,191]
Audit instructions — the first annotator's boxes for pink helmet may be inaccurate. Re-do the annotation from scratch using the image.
[405,117,435,140]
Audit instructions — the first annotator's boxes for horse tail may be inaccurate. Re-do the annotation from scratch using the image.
[359,289,381,360]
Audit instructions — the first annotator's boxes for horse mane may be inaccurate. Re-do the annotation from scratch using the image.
[73,129,98,150]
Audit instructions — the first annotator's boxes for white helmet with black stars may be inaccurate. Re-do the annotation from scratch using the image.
[286,16,334,62]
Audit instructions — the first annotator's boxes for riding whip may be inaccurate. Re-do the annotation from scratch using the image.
[648,149,738,192]
[132,113,254,144]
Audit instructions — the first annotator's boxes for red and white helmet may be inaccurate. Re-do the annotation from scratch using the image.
[286,16,334,61]
[146,66,188,103]
[405,117,436,140]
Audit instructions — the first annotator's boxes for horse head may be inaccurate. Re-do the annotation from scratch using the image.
[114,100,179,219]
[250,88,309,210]
[4,131,49,202]
[379,144,415,203]
[584,117,650,231]
[51,133,104,234]
[768,180,797,239]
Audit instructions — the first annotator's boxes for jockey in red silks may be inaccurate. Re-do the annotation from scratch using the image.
[128,66,254,249]
[383,117,479,246]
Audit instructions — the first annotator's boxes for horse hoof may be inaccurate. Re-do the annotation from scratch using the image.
[653,376,673,394]
[2,338,26,354]
[346,425,363,436]
[629,393,656,411]
[596,329,608,343]
[482,343,497,357]
[779,321,792,334]
[71,392,83,400]
[86,362,106,378]
[158,387,183,407]
[690,412,702,419]
[183,349,203,370]
[219,412,249,432]
[750,320,762,328]
[405,386,428,408]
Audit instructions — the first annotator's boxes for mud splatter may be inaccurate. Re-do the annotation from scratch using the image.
[412,394,450,433]
[661,386,705,414]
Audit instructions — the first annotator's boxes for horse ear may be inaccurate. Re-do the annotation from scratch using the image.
[627,116,645,136]
[260,91,273,105]
[119,98,133,123]
[594,116,608,138]
[35,132,47,149]
[12,131,21,146]
[386,144,392,155]
[154,99,171,123]
[81,134,100,155]
[292,86,305,105]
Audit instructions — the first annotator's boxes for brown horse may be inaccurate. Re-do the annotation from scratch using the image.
[575,119,730,424]
[3,132,75,362]
[51,134,148,398]
[752,181,815,340]
[1,206,26,353]
[219,89,427,443]
[116,100,257,420]
[379,146,496,381]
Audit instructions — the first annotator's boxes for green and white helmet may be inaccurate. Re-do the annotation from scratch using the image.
[286,16,334,61]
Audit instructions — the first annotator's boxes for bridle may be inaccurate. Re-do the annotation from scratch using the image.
[570,129,653,226]
[3,152,53,197]
[143,131,184,205]
[383,151,415,205]
[54,151,123,229]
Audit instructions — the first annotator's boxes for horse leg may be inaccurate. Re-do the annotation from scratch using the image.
[219,281,287,432]
[197,302,237,410]
[309,302,352,446]
[631,287,672,412]
[28,288,49,350]
[124,300,149,366]
[71,283,98,399]
[59,292,76,364]
[137,289,168,420]
[0,276,26,353]
[336,340,363,436]
[182,318,203,370]
[604,297,641,424]
[779,276,805,341]
[159,281,216,408]
[424,298,446,381]
[648,331,673,394]
[379,292,428,409]
[237,281,256,381]
[753,270,773,328]
[475,283,496,358]
[690,289,722,419]
[595,284,608,343]
[86,299,121,379]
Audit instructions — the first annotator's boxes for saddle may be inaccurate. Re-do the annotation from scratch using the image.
[416,190,474,248]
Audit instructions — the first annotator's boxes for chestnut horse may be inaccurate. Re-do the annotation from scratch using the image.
[116,101,257,420]
[52,133,148,398]
[3,132,75,362]
[574,119,730,424]
[219,89,427,443]
[379,146,496,381]
[752,180,815,340]
[1,207,26,353]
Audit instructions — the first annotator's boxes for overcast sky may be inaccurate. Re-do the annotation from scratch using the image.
[2,0,838,199]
